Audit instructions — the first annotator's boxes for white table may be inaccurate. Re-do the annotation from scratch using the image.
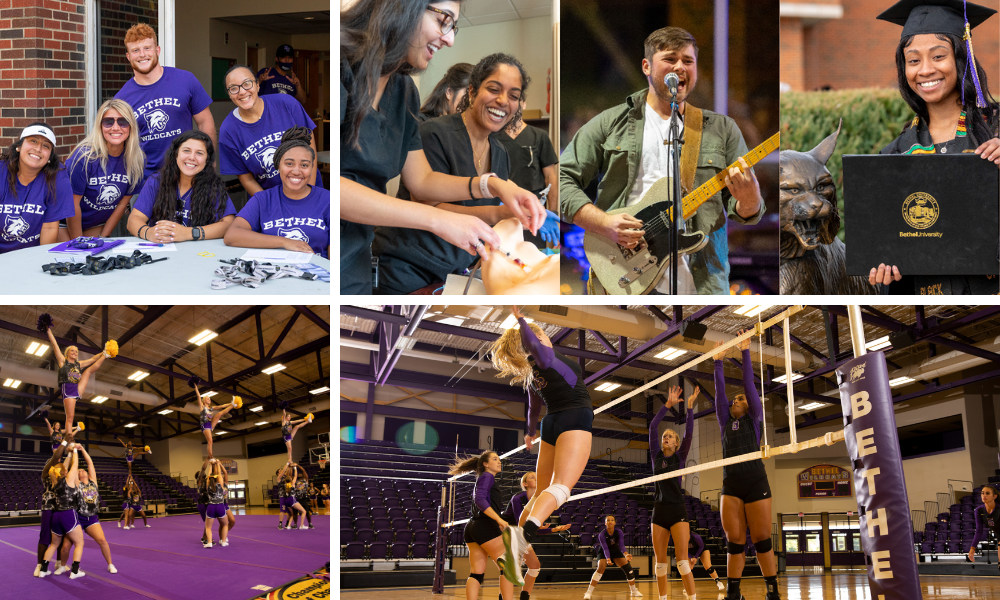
[2,238,331,295]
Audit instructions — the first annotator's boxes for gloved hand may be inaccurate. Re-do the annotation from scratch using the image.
[539,210,561,246]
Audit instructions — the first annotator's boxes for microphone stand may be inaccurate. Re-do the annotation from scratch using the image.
[667,87,684,295]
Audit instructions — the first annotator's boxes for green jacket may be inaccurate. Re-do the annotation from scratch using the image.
[560,89,765,295]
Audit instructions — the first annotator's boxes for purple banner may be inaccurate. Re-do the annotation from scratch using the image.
[836,352,921,599]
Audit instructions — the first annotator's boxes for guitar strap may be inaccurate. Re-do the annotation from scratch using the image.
[679,104,703,198]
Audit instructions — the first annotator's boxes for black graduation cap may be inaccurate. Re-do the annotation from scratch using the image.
[877,0,996,38]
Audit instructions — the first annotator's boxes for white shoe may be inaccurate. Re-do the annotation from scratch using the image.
[716,579,726,591]
[54,565,68,575]
[583,590,593,600]
[38,569,52,578]
[70,570,86,579]
[33,564,41,577]
[220,540,229,547]
[122,526,129,530]
[631,587,643,597]
[145,525,151,528]
[108,564,117,574]
[117,522,121,528]
[203,542,213,548]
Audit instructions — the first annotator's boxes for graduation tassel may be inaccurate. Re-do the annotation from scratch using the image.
[963,2,988,108]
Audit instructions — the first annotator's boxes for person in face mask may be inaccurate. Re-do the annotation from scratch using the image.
[258,44,307,105]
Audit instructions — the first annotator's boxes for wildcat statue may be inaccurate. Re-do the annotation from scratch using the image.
[779,122,879,295]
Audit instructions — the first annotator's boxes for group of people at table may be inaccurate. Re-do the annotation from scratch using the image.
[0,23,330,260]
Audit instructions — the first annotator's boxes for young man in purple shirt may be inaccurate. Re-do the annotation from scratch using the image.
[114,23,216,179]
[257,44,307,105]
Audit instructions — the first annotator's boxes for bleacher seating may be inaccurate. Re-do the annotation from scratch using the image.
[915,484,985,556]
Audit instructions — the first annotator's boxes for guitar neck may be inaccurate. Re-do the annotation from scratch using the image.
[676,131,780,221]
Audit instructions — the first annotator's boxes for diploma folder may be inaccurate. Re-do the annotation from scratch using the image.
[843,154,999,276]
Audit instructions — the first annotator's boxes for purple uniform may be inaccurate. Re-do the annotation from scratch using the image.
[235,184,329,258]
[219,93,323,191]
[114,67,213,178]
[206,481,227,518]
[715,349,766,479]
[502,490,550,534]
[687,532,705,559]
[282,422,293,442]
[650,400,693,504]
[132,173,237,228]
[66,148,140,229]
[197,480,209,521]
[0,162,74,253]
[76,480,100,528]
[596,527,627,559]
[257,67,298,97]
[519,317,591,436]
[50,431,63,451]
[970,503,1000,547]
[51,478,81,536]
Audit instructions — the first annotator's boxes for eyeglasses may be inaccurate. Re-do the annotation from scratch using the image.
[426,5,458,36]
[226,78,256,95]
[101,117,130,129]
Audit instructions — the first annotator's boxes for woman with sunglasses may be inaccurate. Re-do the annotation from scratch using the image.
[219,65,323,197]
[60,99,144,241]
[340,0,544,294]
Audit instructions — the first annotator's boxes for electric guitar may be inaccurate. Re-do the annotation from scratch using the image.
[584,132,779,295]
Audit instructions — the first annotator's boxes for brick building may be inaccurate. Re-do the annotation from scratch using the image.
[781,0,999,93]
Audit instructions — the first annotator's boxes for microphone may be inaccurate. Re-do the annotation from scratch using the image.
[664,73,679,99]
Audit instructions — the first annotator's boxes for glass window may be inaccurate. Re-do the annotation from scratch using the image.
[806,533,821,552]
[785,536,799,552]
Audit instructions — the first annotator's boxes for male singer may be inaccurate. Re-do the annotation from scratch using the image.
[560,26,763,295]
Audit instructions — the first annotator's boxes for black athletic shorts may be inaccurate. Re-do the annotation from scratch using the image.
[594,544,626,561]
[464,517,502,546]
[540,406,594,446]
[721,471,771,503]
[651,501,688,530]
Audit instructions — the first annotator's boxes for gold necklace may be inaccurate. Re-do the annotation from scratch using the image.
[463,112,489,172]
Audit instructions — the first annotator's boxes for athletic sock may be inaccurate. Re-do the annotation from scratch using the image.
[523,519,540,543]
[587,585,596,593]
[71,561,80,575]
[727,578,741,599]
[765,575,780,599]
[41,560,49,572]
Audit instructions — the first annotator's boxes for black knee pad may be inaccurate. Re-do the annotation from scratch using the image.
[727,541,746,555]
[754,538,773,554]
[469,572,485,584]
[706,566,716,576]
[621,561,635,580]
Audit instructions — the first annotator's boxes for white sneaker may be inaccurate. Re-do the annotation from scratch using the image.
[123,526,129,530]
[70,570,86,579]
[108,564,117,574]
[716,579,726,591]
[33,564,41,577]
[38,569,52,578]
[583,589,593,600]
[203,542,213,548]
[117,522,121,528]
[220,540,229,547]
[54,565,68,575]
[145,525,151,528]
[631,587,643,597]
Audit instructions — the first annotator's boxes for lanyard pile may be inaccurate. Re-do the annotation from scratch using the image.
[211,258,319,290]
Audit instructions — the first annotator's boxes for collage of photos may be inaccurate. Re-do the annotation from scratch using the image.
[336,1,1000,600]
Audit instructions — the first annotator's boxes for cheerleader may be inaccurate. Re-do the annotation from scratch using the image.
[968,484,1000,566]
[118,479,145,529]
[43,414,80,453]
[293,464,316,529]
[670,532,726,592]
[448,451,514,600]
[276,465,306,529]
[280,408,313,463]
[202,459,230,547]
[492,306,594,585]
[321,483,330,512]
[195,381,241,458]
[502,471,571,600]
[34,445,67,576]
[649,385,700,600]
[39,443,85,579]
[116,437,151,474]
[56,446,117,574]
[713,333,779,600]
[196,471,211,545]
[40,313,117,432]
[308,483,319,511]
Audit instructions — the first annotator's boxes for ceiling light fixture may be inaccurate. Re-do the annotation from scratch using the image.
[2,379,21,388]
[310,387,330,395]
[249,406,264,412]
[866,336,892,351]
[128,371,150,381]
[654,347,687,360]
[888,376,915,387]
[188,330,219,346]
[262,364,286,375]
[157,409,174,415]
[90,396,108,404]
[772,373,804,384]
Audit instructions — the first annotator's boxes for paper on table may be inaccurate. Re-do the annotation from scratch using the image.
[115,241,177,253]
[240,249,314,263]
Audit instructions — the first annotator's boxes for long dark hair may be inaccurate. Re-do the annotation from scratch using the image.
[341,0,463,149]
[1,122,62,198]
[420,62,474,119]
[895,33,999,144]
[150,130,228,227]
[447,451,495,476]
[456,53,531,134]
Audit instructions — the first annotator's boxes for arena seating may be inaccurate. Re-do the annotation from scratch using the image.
[915,486,982,556]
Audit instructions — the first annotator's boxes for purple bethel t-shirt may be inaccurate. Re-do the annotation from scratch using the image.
[114,67,213,178]
[219,94,323,191]
[257,67,297,96]
[0,162,74,253]
[132,174,237,227]
[66,149,140,229]
[236,184,330,258]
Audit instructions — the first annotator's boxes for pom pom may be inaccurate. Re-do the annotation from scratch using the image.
[232,396,243,409]
[187,376,202,389]
[77,422,85,431]
[103,339,118,358]
[113,433,118,440]
[41,410,49,419]
[306,413,314,423]
[279,401,289,410]
[36,313,52,332]
[144,446,150,453]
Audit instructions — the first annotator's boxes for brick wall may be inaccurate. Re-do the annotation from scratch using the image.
[0,0,87,156]
[780,18,804,92]
[99,0,157,101]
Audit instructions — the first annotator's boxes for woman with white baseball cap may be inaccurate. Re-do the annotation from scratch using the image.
[0,122,74,253]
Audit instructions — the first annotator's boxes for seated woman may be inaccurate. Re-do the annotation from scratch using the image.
[481,218,559,295]
[224,126,329,257]
[372,52,545,294]
[0,123,74,253]
[126,130,236,243]
[219,65,323,196]
[61,99,144,240]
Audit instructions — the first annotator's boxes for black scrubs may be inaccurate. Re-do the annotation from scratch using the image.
[371,112,511,295]
[496,124,558,197]
[339,59,422,294]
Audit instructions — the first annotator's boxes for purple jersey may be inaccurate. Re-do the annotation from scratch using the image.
[235,184,329,258]
[66,149,140,229]
[0,162,74,253]
[114,67,213,178]
[219,94,322,191]
[132,174,237,227]
[257,67,298,97]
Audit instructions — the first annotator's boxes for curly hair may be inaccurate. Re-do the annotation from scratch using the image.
[149,130,229,227]
[125,23,157,46]
[895,33,998,144]
[2,122,62,199]
[456,52,531,134]
[273,126,315,168]
[490,322,546,389]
